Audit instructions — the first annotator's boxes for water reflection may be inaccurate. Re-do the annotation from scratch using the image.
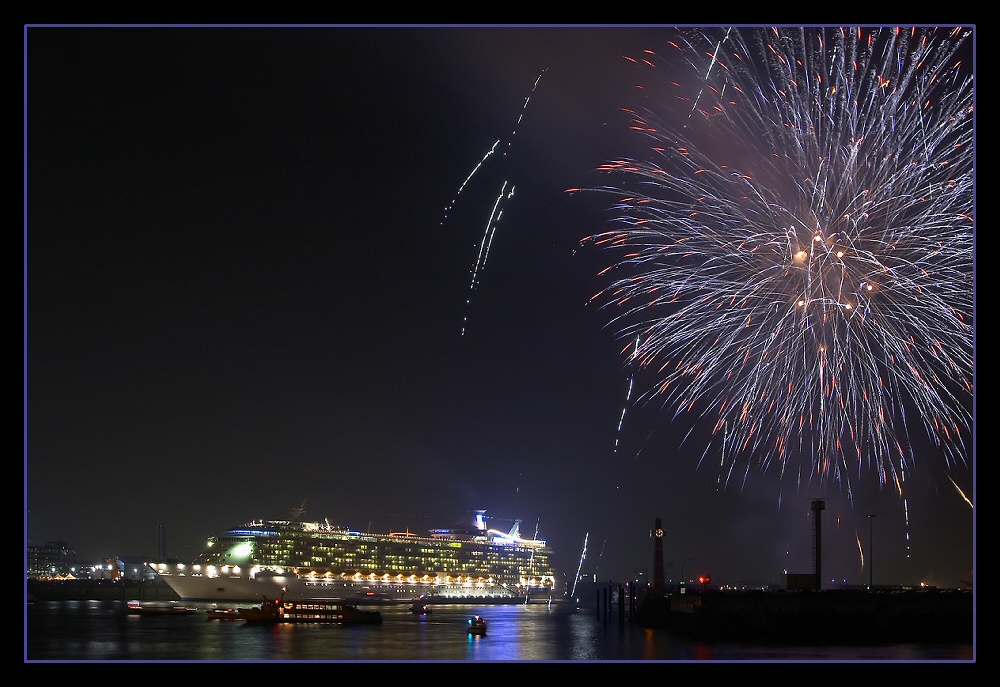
[26,599,974,662]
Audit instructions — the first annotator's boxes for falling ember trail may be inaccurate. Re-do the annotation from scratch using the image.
[613,335,640,455]
[945,471,973,508]
[570,533,589,599]
[687,27,732,123]
[461,180,515,335]
[441,68,549,336]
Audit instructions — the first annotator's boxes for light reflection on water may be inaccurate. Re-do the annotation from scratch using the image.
[26,600,974,662]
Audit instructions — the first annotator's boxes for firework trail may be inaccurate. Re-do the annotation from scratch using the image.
[686,27,732,122]
[570,532,589,598]
[945,471,973,507]
[577,27,974,496]
[612,335,640,455]
[463,180,515,332]
[443,69,548,336]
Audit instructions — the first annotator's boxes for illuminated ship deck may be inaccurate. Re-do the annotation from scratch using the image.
[150,511,563,604]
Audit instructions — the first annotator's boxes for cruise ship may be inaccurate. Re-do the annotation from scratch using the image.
[148,510,563,604]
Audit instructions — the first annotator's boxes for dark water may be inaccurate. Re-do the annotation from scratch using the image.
[26,600,974,663]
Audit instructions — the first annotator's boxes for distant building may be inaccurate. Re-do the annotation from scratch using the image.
[118,555,158,581]
[27,541,156,581]
[27,540,79,579]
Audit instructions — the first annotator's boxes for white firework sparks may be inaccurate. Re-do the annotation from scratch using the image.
[578,26,974,494]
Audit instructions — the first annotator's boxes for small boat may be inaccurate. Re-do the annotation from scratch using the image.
[238,592,383,625]
[205,605,242,620]
[127,600,199,616]
[467,615,487,635]
[410,595,432,615]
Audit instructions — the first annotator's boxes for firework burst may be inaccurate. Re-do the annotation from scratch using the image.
[578,27,974,494]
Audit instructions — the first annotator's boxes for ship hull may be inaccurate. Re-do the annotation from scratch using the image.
[155,568,562,605]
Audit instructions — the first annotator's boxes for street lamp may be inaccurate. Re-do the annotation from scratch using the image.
[867,514,876,589]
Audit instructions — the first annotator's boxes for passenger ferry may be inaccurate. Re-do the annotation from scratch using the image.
[238,593,382,624]
[148,510,563,604]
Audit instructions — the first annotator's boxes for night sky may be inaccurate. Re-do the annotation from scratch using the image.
[25,25,974,590]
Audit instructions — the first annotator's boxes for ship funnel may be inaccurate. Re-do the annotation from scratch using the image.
[508,520,521,540]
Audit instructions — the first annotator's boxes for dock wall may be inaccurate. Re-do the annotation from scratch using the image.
[632,589,973,643]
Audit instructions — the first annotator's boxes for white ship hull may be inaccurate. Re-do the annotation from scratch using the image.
[154,567,560,605]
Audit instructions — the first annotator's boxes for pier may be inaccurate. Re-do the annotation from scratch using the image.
[631,588,974,643]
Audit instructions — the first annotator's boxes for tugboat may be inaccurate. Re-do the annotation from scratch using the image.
[467,615,487,635]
